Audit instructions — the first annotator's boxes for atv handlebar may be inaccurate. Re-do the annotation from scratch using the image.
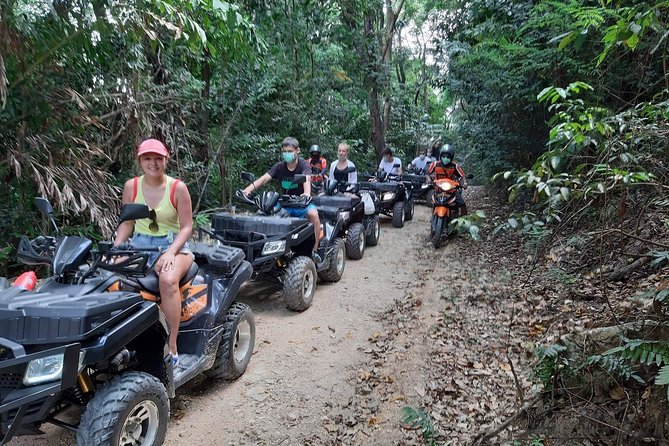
[234,189,256,205]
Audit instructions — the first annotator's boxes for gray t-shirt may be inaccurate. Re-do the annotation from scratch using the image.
[379,157,402,174]
[411,156,430,171]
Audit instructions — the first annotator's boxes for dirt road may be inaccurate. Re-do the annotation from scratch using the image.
[9,199,445,446]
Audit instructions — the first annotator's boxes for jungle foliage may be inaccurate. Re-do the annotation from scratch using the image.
[0,0,444,273]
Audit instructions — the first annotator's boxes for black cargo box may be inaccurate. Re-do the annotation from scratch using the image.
[191,242,245,275]
[212,213,309,236]
[359,181,400,192]
[0,290,143,344]
[311,195,359,210]
[402,174,427,183]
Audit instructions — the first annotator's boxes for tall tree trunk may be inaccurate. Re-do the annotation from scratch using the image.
[198,48,211,162]
[382,0,393,136]
[369,87,385,159]
[365,14,385,159]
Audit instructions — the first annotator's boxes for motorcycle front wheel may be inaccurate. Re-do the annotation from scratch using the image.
[431,215,445,249]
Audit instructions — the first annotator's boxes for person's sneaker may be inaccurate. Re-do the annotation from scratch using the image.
[312,252,322,264]
[171,353,179,366]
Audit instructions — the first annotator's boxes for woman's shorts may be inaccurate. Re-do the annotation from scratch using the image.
[131,232,192,264]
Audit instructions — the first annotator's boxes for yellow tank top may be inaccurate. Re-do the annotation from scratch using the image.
[133,175,181,236]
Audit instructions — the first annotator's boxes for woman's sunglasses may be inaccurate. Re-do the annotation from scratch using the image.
[149,209,159,232]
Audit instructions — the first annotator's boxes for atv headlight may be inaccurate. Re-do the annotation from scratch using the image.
[262,240,286,255]
[23,353,64,385]
[421,183,429,189]
[339,211,350,221]
[382,192,396,201]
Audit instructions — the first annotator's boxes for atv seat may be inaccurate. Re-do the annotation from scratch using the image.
[136,262,199,295]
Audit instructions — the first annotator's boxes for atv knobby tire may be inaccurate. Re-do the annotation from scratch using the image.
[205,302,255,380]
[345,222,366,260]
[365,215,380,247]
[77,372,169,446]
[283,256,317,311]
[318,238,346,282]
[391,201,405,228]
[405,200,415,221]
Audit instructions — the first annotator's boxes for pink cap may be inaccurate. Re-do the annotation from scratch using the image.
[137,139,169,157]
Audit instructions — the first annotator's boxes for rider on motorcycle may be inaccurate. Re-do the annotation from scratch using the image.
[309,144,328,184]
[427,144,468,215]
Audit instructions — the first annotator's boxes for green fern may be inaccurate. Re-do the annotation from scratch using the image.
[585,354,644,384]
[401,406,438,446]
[533,344,570,389]
[654,365,669,400]
[603,338,669,367]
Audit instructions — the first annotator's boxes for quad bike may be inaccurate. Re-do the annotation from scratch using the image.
[403,166,432,206]
[0,198,255,446]
[311,166,380,265]
[430,176,471,248]
[206,173,321,311]
[360,166,412,228]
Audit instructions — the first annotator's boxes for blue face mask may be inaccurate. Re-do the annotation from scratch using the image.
[282,152,296,163]
[441,156,452,164]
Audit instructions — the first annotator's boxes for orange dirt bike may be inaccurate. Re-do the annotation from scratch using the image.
[430,177,468,248]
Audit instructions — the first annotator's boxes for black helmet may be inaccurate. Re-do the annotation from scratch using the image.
[439,144,455,160]
[309,144,321,156]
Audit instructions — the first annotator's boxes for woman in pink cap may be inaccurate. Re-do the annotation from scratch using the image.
[114,138,193,364]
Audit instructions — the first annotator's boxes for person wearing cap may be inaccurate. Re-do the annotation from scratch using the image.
[378,147,402,175]
[114,138,193,365]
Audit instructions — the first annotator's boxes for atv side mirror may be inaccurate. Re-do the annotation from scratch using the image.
[346,166,357,174]
[34,197,60,236]
[393,163,400,168]
[34,197,54,216]
[119,203,151,223]
[241,171,256,183]
[466,174,474,179]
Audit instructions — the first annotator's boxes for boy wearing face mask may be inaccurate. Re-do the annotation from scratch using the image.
[410,149,431,173]
[242,137,323,263]
[428,143,468,215]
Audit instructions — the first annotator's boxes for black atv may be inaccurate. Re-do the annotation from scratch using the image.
[360,167,412,228]
[403,166,432,206]
[0,199,255,446]
[312,167,381,263]
[205,173,320,311]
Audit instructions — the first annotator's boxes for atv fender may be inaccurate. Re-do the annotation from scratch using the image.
[208,261,253,324]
